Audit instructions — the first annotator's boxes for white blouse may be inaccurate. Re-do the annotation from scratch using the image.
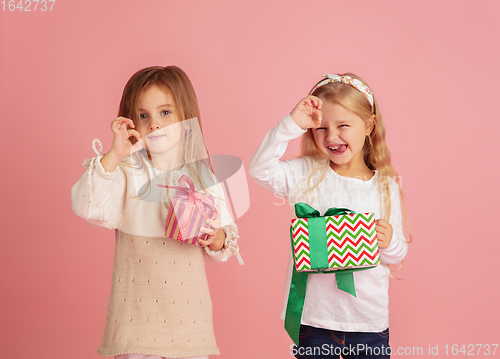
[249,114,408,332]
[71,150,242,263]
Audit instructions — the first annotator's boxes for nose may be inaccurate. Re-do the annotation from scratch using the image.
[326,127,339,141]
[149,117,161,131]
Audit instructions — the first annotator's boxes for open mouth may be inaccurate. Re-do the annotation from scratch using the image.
[328,144,348,155]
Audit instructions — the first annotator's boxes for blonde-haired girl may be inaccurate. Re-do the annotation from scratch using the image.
[72,66,242,359]
[249,73,410,359]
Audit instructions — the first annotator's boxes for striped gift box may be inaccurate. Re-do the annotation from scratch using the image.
[291,212,380,272]
[159,175,217,246]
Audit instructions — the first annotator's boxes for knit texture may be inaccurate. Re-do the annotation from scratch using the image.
[98,231,219,358]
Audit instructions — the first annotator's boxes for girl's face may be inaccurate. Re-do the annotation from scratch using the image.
[136,85,183,157]
[313,102,373,172]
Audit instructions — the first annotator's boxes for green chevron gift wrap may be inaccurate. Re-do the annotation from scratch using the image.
[285,203,381,345]
[291,206,380,272]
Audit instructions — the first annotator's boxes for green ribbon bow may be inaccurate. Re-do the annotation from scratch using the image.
[285,202,370,345]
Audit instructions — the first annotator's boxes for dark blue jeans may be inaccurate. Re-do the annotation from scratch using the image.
[292,325,391,359]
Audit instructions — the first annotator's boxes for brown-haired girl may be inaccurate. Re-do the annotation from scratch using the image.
[72,66,242,359]
[249,74,411,358]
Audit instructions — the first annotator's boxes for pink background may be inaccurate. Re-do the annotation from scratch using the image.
[1,1,499,358]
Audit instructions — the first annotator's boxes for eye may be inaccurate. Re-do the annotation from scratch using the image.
[315,127,327,131]
[339,124,349,128]
[139,113,148,120]
[161,110,170,116]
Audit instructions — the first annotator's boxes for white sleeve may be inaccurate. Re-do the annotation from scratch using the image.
[71,155,127,230]
[378,178,408,264]
[203,180,244,265]
[248,114,307,198]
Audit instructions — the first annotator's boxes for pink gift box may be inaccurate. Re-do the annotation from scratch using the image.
[158,175,217,246]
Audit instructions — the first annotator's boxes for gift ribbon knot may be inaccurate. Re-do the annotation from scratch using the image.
[158,175,218,241]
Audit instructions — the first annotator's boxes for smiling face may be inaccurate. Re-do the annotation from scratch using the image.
[312,102,373,173]
[136,84,183,158]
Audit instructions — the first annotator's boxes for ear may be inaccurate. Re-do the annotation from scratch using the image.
[365,115,376,136]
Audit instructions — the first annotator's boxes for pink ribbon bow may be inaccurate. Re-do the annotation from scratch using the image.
[158,175,218,242]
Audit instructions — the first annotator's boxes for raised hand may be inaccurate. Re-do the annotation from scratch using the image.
[101,117,142,172]
[109,117,142,158]
[289,95,323,130]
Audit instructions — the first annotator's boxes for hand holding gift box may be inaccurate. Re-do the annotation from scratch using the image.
[286,202,380,345]
[158,175,219,246]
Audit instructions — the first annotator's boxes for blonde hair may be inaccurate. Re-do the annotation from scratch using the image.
[117,66,217,198]
[300,73,412,269]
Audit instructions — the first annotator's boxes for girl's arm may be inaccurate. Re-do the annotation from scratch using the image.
[248,114,308,197]
[71,151,127,230]
[249,96,322,197]
[72,118,140,229]
[378,178,409,264]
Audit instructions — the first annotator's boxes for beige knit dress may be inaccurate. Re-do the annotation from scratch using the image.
[71,152,242,358]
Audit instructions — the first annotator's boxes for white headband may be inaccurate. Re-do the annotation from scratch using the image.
[310,74,374,111]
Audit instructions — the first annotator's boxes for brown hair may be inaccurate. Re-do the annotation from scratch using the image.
[118,66,216,198]
[119,66,202,136]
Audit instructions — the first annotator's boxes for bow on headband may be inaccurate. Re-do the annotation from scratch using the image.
[310,74,374,112]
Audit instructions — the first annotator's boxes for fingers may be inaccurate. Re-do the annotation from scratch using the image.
[312,96,323,112]
[376,226,387,236]
[197,237,213,246]
[199,226,217,236]
[376,219,392,250]
[204,219,221,230]
[111,117,135,133]
[376,224,387,241]
[290,95,325,129]
[376,220,390,235]
[377,238,388,249]
[202,204,221,231]
[198,224,226,250]
[111,116,135,127]
[302,96,323,124]
[303,95,323,109]
[303,96,322,120]
[127,129,142,143]
[311,107,323,126]
[376,219,390,227]
[198,236,224,250]
[199,226,225,240]
[376,220,392,236]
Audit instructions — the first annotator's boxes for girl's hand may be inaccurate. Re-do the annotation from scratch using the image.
[100,117,142,172]
[290,95,323,130]
[198,204,226,251]
[108,117,142,160]
[376,219,393,249]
